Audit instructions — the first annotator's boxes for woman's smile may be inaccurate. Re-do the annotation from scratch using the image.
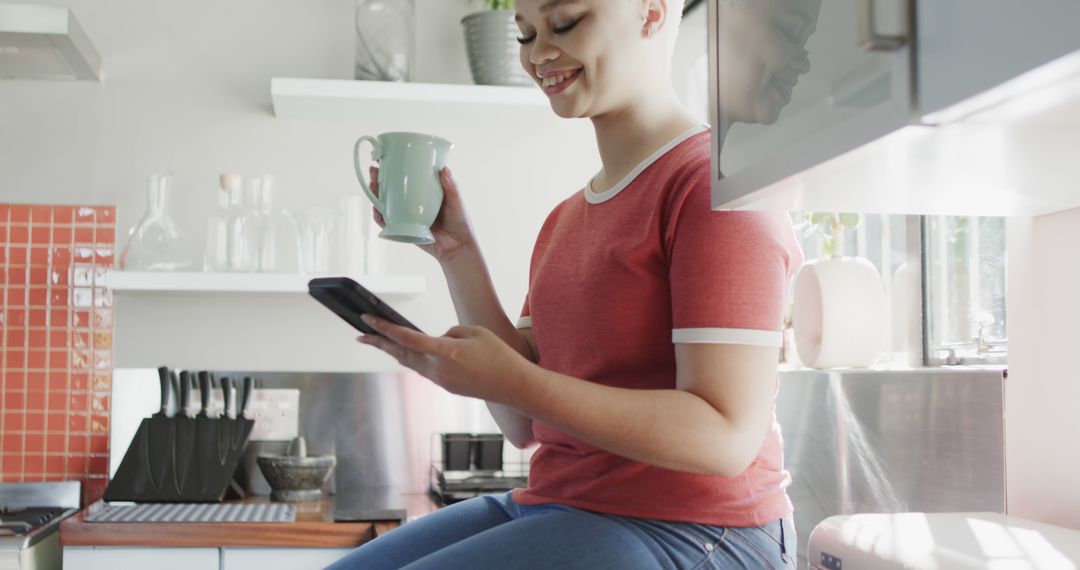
[540,68,583,96]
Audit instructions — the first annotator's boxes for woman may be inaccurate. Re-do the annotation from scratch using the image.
[329,0,804,568]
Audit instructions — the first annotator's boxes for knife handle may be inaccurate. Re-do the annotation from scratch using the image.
[197,371,211,418]
[169,371,180,418]
[179,371,192,418]
[221,377,234,419]
[156,366,170,417]
[239,376,254,419]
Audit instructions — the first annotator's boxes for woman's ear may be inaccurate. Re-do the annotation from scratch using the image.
[642,0,668,38]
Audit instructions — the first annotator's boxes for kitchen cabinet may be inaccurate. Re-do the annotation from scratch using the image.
[65,547,218,570]
[59,495,421,569]
[63,546,353,570]
[708,0,1080,215]
[222,547,352,570]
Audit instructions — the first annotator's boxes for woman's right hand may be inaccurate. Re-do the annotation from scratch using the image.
[369,166,475,263]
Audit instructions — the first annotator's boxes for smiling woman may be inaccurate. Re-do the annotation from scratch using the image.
[327,1,801,568]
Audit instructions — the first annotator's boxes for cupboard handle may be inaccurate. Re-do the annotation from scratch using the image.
[858,0,908,51]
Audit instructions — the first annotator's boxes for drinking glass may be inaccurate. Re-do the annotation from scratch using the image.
[290,207,340,275]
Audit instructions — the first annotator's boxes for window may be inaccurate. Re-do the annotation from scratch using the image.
[923,216,1008,365]
[789,213,1007,367]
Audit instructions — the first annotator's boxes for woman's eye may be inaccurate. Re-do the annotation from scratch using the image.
[788,22,805,42]
[552,18,581,34]
[775,15,805,43]
[516,16,580,44]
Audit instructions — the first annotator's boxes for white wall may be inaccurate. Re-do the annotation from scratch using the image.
[1006,209,1080,530]
[0,0,600,371]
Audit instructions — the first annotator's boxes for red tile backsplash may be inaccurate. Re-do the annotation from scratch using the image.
[1,203,116,505]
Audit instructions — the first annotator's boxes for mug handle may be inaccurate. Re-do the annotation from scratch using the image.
[354,135,386,216]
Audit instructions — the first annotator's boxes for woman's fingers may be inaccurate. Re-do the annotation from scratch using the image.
[359,334,413,366]
[361,315,439,355]
[440,167,461,209]
[369,166,386,228]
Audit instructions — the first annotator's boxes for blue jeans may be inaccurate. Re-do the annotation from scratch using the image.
[326,492,795,569]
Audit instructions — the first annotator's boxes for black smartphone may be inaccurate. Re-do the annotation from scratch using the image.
[308,277,424,337]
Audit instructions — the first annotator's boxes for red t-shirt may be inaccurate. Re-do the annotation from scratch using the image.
[511,126,803,527]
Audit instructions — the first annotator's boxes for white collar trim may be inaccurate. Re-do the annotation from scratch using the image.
[584,124,709,205]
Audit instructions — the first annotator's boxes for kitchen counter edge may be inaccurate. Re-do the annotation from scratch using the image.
[60,493,438,548]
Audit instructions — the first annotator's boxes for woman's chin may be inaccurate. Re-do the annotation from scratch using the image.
[548,98,594,120]
[549,102,582,119]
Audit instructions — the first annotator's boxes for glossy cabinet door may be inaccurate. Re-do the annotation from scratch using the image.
[708,0,913,210]
[918,0,1080,117]
[64,547,219,570]
[705,0,1080,216]
[222,547,353,570]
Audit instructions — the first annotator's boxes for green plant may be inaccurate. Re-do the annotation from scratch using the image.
[476,0,514,9]
[798,212,860,259]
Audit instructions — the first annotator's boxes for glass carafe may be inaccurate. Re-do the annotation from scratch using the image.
[204,173,243,272]
[120,173,195,271]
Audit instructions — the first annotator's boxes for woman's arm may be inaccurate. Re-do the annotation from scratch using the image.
[441,245,538,449]
[356,316,776,473]
[507,342,778,476]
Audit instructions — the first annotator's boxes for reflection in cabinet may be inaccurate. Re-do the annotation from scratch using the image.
[704,0,1080,216]
[64,547,219,570]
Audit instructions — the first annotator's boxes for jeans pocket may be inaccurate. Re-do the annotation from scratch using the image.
[654,521,727,570]
[711,520,795,570]
[751,519,785,551]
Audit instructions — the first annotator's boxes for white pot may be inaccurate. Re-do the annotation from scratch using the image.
[792,256,886,369]
[462,10,533,87]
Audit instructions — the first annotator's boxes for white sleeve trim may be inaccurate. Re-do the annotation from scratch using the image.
[672,328,782,347]
[516,316,532,329]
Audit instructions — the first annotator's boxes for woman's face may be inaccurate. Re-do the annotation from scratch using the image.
[715,0,821,125]
[515,0,657,119]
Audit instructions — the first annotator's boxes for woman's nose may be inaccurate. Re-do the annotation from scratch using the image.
[529,34,560,66]
[792,48,811,75]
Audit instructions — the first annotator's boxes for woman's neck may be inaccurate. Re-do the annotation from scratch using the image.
[588,84,701,193]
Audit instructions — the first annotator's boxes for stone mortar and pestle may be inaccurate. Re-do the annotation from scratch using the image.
[256,436,336,502]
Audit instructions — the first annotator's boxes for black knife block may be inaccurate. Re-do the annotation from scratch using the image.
[104,416,255,502]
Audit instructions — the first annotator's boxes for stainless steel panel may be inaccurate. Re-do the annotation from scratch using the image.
[0,481,81,510]
[777,368,1006,568]
[202,371,473,521]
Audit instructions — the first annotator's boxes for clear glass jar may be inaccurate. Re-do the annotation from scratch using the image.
[120,173,195,271]
[354,0,414,82]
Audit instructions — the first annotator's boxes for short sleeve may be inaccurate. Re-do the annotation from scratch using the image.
[516,294,532,329]
[665,174,800,347]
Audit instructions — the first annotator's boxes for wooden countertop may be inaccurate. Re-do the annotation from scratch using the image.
[60,493,440,548]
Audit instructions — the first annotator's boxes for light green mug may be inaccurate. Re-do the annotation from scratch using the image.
[353,132,454,245]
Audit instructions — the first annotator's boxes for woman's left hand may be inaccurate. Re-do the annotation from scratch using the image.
[357,314,533,403]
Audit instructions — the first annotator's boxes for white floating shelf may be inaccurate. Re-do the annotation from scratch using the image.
[271,77,548,120]
[104,271,426,295]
